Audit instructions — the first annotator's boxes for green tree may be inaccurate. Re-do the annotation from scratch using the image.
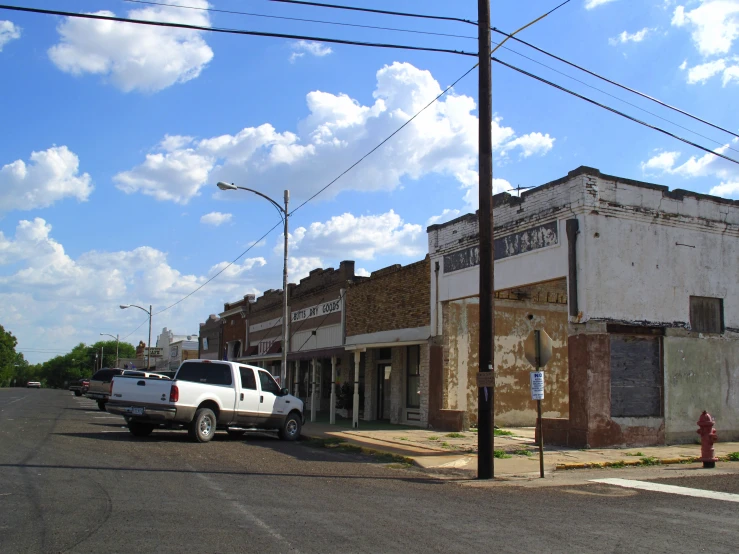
[0,324,20,387]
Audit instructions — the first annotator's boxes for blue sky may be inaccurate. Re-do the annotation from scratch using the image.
[1,0,738,363]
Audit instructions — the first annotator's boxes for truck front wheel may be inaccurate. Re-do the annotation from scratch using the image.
[190,408,217,443]
[128,422,154,437]
[97,400,107,412]
[279,412,302,441]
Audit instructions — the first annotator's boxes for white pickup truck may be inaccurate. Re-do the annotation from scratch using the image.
[106,360,304,443]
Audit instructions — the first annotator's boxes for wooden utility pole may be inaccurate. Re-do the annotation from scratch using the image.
[477,0,494,480]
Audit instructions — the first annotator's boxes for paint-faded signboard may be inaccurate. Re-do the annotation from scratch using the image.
[443,221,559,273]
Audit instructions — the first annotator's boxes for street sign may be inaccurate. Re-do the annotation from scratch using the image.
[524,329,552,368]
[144,347,163,358]
[530,371,545,400]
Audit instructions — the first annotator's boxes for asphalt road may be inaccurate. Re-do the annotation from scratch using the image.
[1,388,738,553]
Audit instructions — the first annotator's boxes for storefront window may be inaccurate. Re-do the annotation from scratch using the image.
[406,345,420,409]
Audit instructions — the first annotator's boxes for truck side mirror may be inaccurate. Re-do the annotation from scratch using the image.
[280,387,289,396]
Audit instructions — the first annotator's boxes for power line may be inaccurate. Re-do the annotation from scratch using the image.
[492,27,739,141]
[493,46,739,155]
[0,4,476,57]
[122,1,737,151]
[153,220,283,316]
[291,62,479,214]
[492,57,739,167]
[124,0,479,41]
[264,0,477,26]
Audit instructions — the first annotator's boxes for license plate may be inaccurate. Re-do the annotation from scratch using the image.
[132,407,144,416]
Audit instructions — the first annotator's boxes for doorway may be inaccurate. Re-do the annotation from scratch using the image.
[377,363,392,420]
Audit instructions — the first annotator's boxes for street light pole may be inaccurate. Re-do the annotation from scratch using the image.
[120,304,153,369]
[100,333,120,367]
[216,182,290,387]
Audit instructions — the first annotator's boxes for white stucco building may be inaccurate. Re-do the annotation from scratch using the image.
[155,327,199,373]
[427,166,739,445]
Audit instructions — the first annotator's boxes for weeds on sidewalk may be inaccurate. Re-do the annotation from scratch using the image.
[428,436,439,441]
[728,452,739,461]
[512,447,532,456]
[445,432,465,439]
[640,456,659,466]
[625,451,644,457]
[494,429,515,437]
[494,450,512,459]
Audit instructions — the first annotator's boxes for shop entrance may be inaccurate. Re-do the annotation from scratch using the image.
[376,363,392,420]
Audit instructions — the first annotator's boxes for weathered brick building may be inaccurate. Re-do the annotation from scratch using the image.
[428,166,739,446]
[345,257,431,427]
[198,314,222,360]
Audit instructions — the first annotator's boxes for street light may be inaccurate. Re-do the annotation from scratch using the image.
[100,333,120,368]
[120,304,153,370]
[217,181,290,387]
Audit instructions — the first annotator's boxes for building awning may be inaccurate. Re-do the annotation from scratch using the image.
[287,346,346,362]
[345,326,430,350]
[244,345,258,356]
[266,342,281,354]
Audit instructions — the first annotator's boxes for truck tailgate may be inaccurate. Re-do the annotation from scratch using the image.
[110,376,172,406]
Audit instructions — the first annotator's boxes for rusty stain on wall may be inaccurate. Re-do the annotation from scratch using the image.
[442,279,570,427]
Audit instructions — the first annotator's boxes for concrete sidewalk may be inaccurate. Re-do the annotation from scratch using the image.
[301,421,739,477]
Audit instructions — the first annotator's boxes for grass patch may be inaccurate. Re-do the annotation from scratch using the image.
[396,437,410,441]
[372,452,408,464]
[609,461,626,468]
[469,427,478,433]
[727,452,739,461]
[625,451,644,457]
[428,436,439,441]
[445,432,465,439]
[640,456,659,466]
[337,444,363,454]
[494,429,515,437]
[512,448,533,457]
[494,449,512,459]
[440,442,452,448]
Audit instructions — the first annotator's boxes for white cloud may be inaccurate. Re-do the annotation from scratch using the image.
[672,1,739,56]
[640,140,739,198]
[426,208,461,227]
[709,180,739,197]
[609,27,653,45]
[280,210,424,261]
[585,0,618,9]
[679,59,688,70]
[288,256,324,280]
[355,267,371,277]
[117,62,554,207]
[0,20,21,51]
[499,132,555,158]
[0,146,93,212]
[686,58,728,82]
[290,40,333,63]
[48,2,213,92]
[200,211,232,226]
[0,217,270,363]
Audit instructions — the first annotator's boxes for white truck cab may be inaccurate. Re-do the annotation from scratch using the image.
[106,360,304,442]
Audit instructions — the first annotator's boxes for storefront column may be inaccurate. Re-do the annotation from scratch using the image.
[353,350,361,429]
[292,361,299,397]
[310,357,317,423]
[330,356,336,425]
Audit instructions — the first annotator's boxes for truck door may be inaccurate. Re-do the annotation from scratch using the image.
[257,369,285,426]
[237,366,260,426]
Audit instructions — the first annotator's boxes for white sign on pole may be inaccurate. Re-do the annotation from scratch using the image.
[530,371,545,400]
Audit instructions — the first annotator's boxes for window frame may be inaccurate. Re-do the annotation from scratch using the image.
[689,296,724,334]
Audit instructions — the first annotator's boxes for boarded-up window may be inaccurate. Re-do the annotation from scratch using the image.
[690,296,724,334]
[610,335,661,418]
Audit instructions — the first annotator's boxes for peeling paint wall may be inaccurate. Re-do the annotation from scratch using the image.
[664,331,739,442]
[442,279,569,427]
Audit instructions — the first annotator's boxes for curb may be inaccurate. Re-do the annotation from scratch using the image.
[300,434,417,466]
[556,455,737,471]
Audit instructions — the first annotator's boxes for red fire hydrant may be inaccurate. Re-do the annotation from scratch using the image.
[697,411,718,468]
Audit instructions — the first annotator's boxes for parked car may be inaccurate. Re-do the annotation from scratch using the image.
[86,368,125,411]
[68,379,89,396]
[26,381,41,388]
[106,360,304,443]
